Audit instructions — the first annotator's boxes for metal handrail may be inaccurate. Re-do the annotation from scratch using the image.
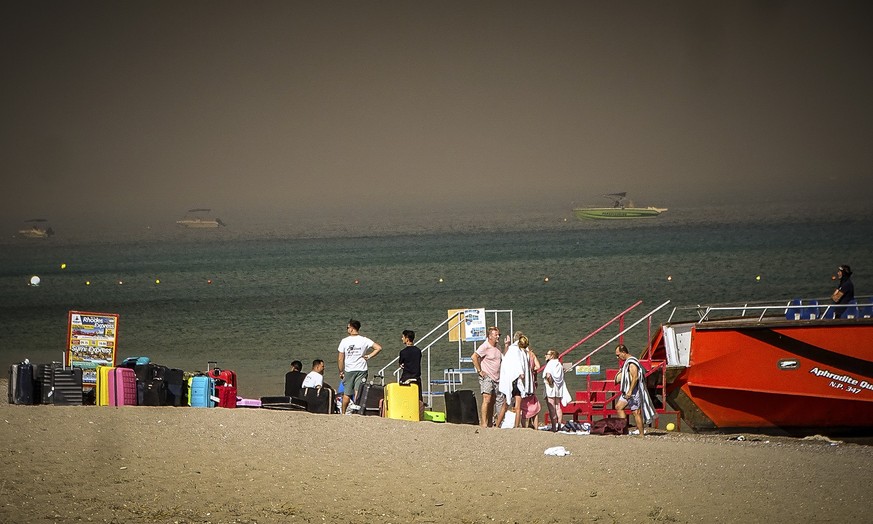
[373,309,513,407]
[568,300,672,369]
[556,301,642,363]
[376,311,463,379]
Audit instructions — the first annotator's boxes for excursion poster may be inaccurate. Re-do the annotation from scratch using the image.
[447,307,487,342]
[463,308,486,342]
[66,311,119,386]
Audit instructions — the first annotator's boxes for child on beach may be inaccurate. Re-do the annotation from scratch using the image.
[543,350,566,432]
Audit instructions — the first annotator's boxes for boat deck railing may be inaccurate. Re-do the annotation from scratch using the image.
[666,297,873,324]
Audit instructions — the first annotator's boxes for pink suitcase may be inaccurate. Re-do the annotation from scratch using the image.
[108,367,137,406]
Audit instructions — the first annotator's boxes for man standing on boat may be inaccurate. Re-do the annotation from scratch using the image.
[832,265,855,319]
[338,319,382,414]
[471,326,502,428]
[613,344,656,437]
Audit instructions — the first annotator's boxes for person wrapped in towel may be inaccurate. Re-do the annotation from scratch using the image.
[543,349,568,432]
[613,344,657,437]
[495,333,534,428]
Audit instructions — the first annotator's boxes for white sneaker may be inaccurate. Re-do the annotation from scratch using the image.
[345,403,361,415]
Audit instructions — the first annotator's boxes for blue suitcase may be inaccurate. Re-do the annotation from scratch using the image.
[188,376,216,408]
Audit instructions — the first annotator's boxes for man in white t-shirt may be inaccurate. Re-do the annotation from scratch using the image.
[301,359,325,388]
[337,319,382,414]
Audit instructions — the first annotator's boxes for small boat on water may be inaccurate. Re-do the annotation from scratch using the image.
[176,209,226,229]
[17,218,54,239]
[573,192,667,220]
[648,298,873,435]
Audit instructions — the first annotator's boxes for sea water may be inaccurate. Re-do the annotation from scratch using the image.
[2,203,871,398]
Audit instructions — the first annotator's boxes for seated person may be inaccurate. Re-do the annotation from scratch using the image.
[284,360,306,396]
[302,359,325,389]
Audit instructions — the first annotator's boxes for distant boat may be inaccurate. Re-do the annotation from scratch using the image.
[573,192,667,220]
[176,209,226,229]
[17,218,55,239]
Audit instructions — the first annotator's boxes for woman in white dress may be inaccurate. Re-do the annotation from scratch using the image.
[543,350,566,432]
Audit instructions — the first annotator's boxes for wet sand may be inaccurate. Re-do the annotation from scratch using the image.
[1,380,871,523]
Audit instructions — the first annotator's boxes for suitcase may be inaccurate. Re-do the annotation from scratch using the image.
[96,366,114,406]
[354,382,384,415]
[216,384,237,408]
[163,368,186,407]
[300,387,334,414]
[108,367,137,406]
[423,410,446,423]
[120,356,150,369]
[236,397,262,408]
[445,390,479,425]
[9,362,36,405]
[136,364,170,406]
[207,361,237,388]
[38,363,84,406]
[141,379,168,406]
[383,383,420,421]
[260,395,307,411]
[188,376,216,408]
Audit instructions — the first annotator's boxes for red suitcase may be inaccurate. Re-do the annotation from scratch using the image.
[207,361,237,388]
[216,384,237,408]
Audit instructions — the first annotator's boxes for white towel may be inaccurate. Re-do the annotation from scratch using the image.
[498,344,529,399]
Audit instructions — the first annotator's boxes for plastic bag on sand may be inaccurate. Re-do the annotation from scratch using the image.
[544,446,570,457]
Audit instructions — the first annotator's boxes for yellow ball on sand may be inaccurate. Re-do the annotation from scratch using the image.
[666,422,676,431]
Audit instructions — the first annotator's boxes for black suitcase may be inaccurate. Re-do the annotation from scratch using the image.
[38,363,84,405]
[445,390,479,425]
[355,382,384,415]
[141,379,167,406]
[300,387,334,414]
[260,395,308,411]
[9,362,36,405]
[163,368,186,407]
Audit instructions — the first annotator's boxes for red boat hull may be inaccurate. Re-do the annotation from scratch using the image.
[656,320,873,434]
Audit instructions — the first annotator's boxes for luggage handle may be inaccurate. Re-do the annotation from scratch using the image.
[207,361,218,371]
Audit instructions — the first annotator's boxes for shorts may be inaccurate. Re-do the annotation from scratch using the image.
[511,378,522,398]
[342,370,368,399]
[479,375,499,395]
[615,389,641,412]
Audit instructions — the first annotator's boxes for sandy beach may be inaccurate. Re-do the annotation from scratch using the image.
[2,379,871,524]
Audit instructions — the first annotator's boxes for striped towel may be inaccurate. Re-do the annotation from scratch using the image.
[620,356,658,425]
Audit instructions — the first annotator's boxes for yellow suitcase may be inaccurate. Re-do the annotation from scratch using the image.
[384,382,420,421]
[95,366,114,406]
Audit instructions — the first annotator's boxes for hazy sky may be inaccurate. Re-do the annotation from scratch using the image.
[3,1,872,228]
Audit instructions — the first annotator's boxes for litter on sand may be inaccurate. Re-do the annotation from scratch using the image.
[544,446,571,456]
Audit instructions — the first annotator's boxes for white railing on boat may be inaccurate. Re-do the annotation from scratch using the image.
[665,297,873,324]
